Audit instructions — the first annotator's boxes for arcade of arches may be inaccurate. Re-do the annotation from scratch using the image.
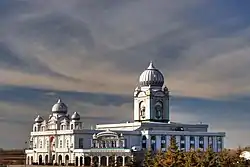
[27,154,131,166]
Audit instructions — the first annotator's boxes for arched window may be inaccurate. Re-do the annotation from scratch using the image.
[34,127,37,132]
[180,136,186,151]
[142,135,147,149]
[151,136,156,151]
[71,124,73,130]
[217,136,222,151]
[161,135,166,151]
[199,136,204,150]
[190,136,195,149]
[139,102,146,119]
[208,136,213,150]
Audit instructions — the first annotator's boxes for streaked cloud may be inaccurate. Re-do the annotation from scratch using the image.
[0,0,249,148]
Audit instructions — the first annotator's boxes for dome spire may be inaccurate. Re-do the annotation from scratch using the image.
[57,98,62,103]
[147,61,155,69]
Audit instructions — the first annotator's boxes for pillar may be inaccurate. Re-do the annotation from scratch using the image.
[156,136,161,150]
[166,135,171,149]
[204,136,208,150]
[106,156,109,167]
[185,136,190,151]
[98,156,101,167]
[82,156,85,166]
[122,156,125,167]
[195,136,199,150]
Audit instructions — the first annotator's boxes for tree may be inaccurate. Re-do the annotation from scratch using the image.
[143,148,154,167]
[199,146,218,167]
[183,149,198,167]
[162,136,183,167]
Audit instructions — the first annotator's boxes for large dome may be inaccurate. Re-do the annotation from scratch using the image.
[139,62,164,87]
[52,99,68,114]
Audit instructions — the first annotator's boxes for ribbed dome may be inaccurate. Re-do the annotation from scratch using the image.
[34,115,44,123]
[71,112,80,120]
[52,99,68,114]
[139,62,164,87]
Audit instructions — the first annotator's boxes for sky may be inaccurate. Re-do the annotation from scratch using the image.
[0,0,250,149]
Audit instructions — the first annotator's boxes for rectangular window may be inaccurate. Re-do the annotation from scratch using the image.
[79,138,84,148]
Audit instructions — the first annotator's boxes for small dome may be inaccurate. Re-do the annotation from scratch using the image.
[34,115,44,123]
[139,62,164,87]
[71,112,80,120]
[52,99,68,114]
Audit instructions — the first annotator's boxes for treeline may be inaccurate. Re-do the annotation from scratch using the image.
[128,137,250,167]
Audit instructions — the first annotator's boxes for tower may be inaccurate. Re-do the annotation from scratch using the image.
[134,62,169,123]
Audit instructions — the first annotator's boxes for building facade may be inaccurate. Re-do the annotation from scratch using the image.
[25,62,225,166]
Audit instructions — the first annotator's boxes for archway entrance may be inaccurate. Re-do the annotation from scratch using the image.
[80,157,83,166]
[125,156,131,166]
[65,155,69,165]
[100,156,107,166]
[45,155,49,164]
[84,157,91,166]
[39,155,43,165]
[117,156,123,166]
[93,156,99,166]
[58,155,62,165]
[75,156,78,166]
[27,156,30,165]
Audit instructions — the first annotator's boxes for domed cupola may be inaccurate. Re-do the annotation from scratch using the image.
[52,99,68,114]
[139,62,164,87]
[71,112,80,121]
[34,115,44,123]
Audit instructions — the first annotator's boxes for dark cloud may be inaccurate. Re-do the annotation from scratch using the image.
[0,0,250,148]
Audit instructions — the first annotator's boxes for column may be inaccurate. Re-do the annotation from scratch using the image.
[106,156,109,167]
[115,156,117,166]
[156,136,161,150]
[195,136,199,150]
[213,137,217,152]
[98,156,101,167]
[82,156,85,166]
[166,135,171,149]
[185,136,190,151]
[175,136,180,150]
[90,156,93,166]
[146,135,151,149]
[122,156,125,167]
[204,136,208,150]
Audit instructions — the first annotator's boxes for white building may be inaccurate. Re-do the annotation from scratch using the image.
[25,62,225,166]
